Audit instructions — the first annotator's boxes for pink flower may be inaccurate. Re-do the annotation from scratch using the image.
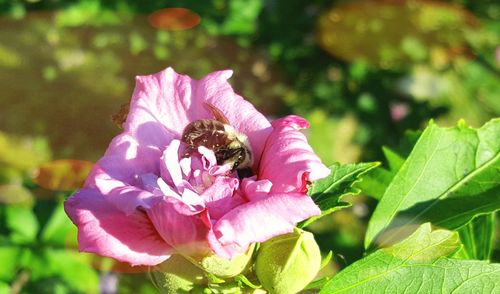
[390,102,409,122]
[64,68,330,266]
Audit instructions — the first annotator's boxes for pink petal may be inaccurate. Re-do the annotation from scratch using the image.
[157,177,182,198]
[140,173,163,194]
[84,133,164,214]
[208,192,321,259]
[259,115,330,193]
[181,188,206,212]
[146,198,211,257]
[125,68,199,141]
[88,133,162,187]
[88,166,160,215]
[241,177,273,202]
[201,176,242,220]
[208,164,232,176]
[179,157,192,177]
[124,68,272,170]
[64,188,172,266]
[198,146,217,169]
[160,140,183,187]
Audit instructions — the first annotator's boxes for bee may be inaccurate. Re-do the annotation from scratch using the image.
[181,102,253,171]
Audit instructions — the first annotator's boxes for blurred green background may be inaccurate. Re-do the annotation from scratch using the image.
[0,0,498,293]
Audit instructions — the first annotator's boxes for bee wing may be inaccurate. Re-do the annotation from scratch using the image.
[204,102,230,124]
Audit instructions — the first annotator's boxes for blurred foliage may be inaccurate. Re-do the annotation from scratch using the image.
[0,132,156,293]
[0,0,498,292]
[0,0,498,162]
[0,132,98,294]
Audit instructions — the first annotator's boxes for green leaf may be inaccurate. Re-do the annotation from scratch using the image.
[320,251,333,269]
[0,246,20,281]
[310,162,380,198]
[299,202,351,228]
[365,119,500,249]
[301,162,380,227]
[305,277,329,290]
[5,205,39,243]
[220,0,262,35]
[458,213,496,260]
[320,223,500,294]
[47,250,99,293]
[396,187,500,232]
[40,201,77,247]
[381,146,405,171]
[356,163,395,200]
[0,282,9,294]
[22,248,98,293]
[358,134,420,200]
[235,274,261,289]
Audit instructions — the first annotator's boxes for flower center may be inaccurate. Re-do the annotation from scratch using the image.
[181,119,254,171]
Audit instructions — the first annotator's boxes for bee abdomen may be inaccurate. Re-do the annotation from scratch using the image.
[182,119,231,149]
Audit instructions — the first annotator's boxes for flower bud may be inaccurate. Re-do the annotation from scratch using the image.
[200,243,255,278]
[255,229,321,294]
[149,254,206,294]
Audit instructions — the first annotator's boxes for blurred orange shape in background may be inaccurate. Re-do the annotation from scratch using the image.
[148,8,201,31]
[33,159,93,191]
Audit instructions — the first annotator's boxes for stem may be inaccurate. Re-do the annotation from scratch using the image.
[10,270,30,294]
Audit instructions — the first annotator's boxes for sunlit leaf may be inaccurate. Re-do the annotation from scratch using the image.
[365,119,500,249]
[33,160,93,191]
[395,188,500,232]
[317,0,477,67]
[310,162,380,199]
[148,8,201,31]
[320,224,500,293]
[301,162,379,227]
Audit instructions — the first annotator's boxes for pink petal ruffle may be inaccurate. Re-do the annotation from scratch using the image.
[208,192,321,259]
[259,115,331,193]
[64,189,172,266]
